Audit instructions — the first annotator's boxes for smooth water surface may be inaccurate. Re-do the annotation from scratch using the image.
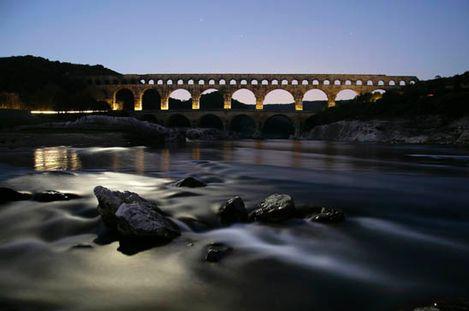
[0,140,468,310]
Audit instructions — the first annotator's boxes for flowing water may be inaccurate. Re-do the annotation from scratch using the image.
[0,140,469,310]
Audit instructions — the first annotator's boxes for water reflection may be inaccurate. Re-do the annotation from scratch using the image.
[161,148,170,172]
[34,147,81,171]
[191,144,200,161]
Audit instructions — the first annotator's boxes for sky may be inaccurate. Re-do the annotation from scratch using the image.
[0,0,468,103]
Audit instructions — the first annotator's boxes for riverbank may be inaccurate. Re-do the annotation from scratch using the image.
[306,116,469,145]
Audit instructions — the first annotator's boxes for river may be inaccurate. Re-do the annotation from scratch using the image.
[0,140,468,310]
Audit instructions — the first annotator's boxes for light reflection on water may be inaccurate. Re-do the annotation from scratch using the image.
[34,146,81,171]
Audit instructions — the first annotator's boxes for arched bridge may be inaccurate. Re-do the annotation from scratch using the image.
[87,73,418,136]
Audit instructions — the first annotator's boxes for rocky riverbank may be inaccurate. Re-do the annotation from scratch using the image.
[306,116,469,145]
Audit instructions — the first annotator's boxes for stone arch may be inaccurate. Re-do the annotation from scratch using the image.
[302,89,329,112]
[345,80,352,85]
[230,79,237,85]
[261,80,269,85]
[399,80,406,86]
[199,114,224,130]
[198,79,205,85]
[371,89,386,101]
[219,79,226,85]
[389,80,396,86]
[209,79,216,85]
[167,79,173,85]
[334,79,341,85]
[356,80,363,86]
[378,80,385,86]
[140,79,146,84]
[262,114,295,139]
[335,89,359,104]
[148,79,155,85]
[141,89,161,110]
[230,114,257,137]
[240,79,248,85]
[366,80,373,86]
[302,80,309,85]
[312,79,320,85]
[157,80,164,85]
[169,89,192,110]
[168,114,191,128]
[251,79,258,85]
[231,88,256,109]
[271,79,279,85]
[188,79,194,85]
[281,79,288,85]
[115,88,134,111]
[177,79,184,85]
[200,88,224,110]
[410,80,416,85]
[323,80,330,85]
[263,89,295,111]
[292,80,299,85]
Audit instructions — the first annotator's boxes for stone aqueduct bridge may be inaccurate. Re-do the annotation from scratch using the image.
[88,73,418,134]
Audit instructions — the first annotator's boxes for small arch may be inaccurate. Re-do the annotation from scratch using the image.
[188,79,194,85]
[312,79,319,85]
[371,89,386,101]
[389,80,396,86]
[399,81,406,86]
[115,88,135,111]
[177,79,184,85]
[262,115,295,139]
[345,80,352,85]
[219,79,226,85]
[281,79,288,85]
[157,80,164,85]
[410,80,416,85]
[323,80,330,85]
[378,80,385,86]
[148,79,155,85]
[261,80,269,85]
[140,79,146,85]
[291,80,298,85]
[334,80,341,86]
[230,114,256,137]
[356,80,363,86]
[198,80,205,85]
[271,79,279,85]
[168,114,191,128]
[209,79,216,85]
[240,79,248,85]
[251,79,258,85]
[141,89,161,110]
[302,80,308,85]
[366,80,373,86]
[230,79,237,85]
[199,114,224,130]
[167,79,173,85]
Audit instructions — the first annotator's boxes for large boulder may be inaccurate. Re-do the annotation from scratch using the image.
[308,207,345,224]
[217,196,248,225]
[249,193,296,223]
[0,187,32,203]
[93,186,163,227]
[115,202,180,240]
[174,177,206,188]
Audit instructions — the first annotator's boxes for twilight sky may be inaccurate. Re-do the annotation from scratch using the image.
[1,0,468,83]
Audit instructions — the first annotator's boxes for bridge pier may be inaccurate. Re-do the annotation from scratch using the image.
[161,96,169,110]
[224,94,231,109]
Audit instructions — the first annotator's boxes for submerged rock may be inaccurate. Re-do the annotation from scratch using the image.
[308,207,345,224]
[0,187,32,203]
[204,242,233,262]
[217,196,248,225]
[32,190,80,202]
[93,186,162,227]
[174,177,206,188]
[115,202,180,240]
[249,193,296,223]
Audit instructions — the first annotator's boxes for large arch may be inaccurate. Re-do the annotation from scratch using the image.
[200,89,224,110]
[115,88,134,111]
[263,89,295,112]
[141,89,161,110]
[335,89,359,106]
[230,114,256,138]
[262,114,294,139]
[199,114,224,130]
[169,89,192,111]
[167,114,191,128]
[302,89,328,112]
[231,89,256,110]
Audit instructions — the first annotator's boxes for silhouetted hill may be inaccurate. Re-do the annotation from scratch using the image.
[0,55,119,110]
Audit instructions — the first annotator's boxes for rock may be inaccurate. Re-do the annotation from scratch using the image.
[174,177,206,188]
[249,193,296,223]
[32,190,80,202]
[93,186,162,227]
[0,187,32,203]
[217,196,248,225]
[115,202,180,240]
[204,242,233,262]
[70,243,93,250]
[308,207,345,223]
